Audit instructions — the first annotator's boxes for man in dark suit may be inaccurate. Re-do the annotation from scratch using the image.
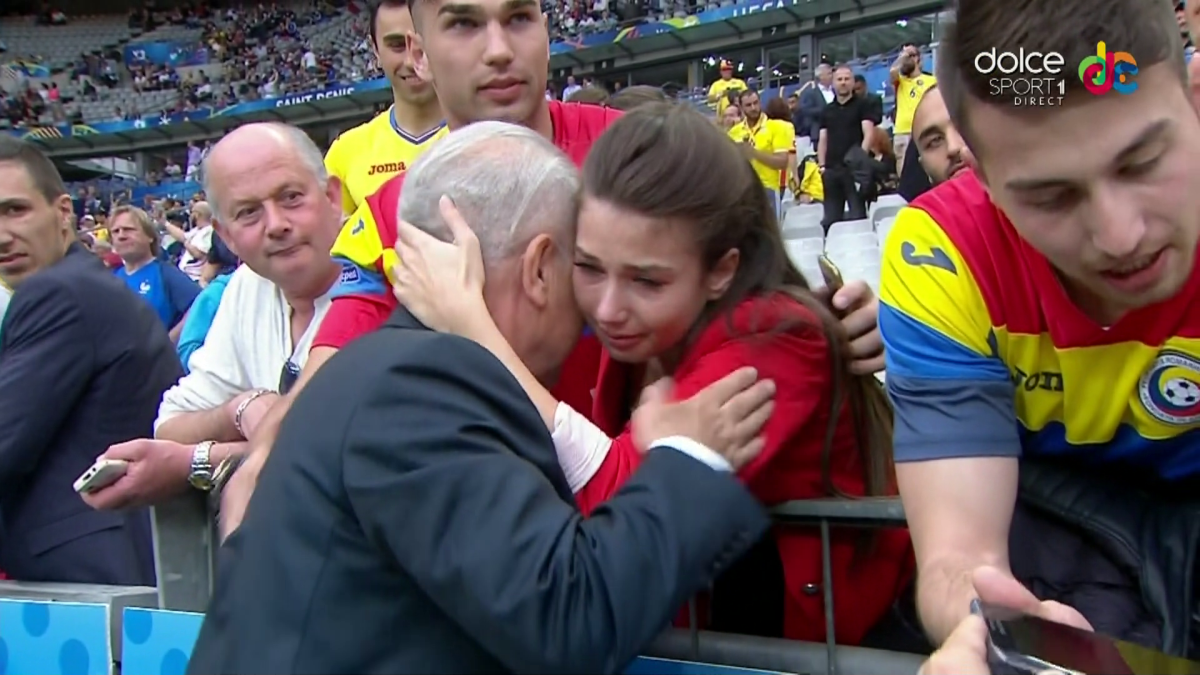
[0,136,182,585]
[189,122,772,674]
[797,63,833,140]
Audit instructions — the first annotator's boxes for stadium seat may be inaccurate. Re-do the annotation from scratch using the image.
[825,219,873,239]
[869,195,906,226]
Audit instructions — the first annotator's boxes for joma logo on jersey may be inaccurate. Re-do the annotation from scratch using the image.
[368,162,407,175]
[1011,368,1064,392]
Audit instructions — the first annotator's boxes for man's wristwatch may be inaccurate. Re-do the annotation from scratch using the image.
[189,440,217,491]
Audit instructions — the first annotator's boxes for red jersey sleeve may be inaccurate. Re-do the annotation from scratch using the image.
[574,318,833,515]
[312,292,399,351]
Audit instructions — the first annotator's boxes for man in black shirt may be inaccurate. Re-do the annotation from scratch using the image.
[854,74,884,126]
[817,64,875,227]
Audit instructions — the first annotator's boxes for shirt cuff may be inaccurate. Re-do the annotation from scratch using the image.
[550,402,613,493]
[650,436,732,472]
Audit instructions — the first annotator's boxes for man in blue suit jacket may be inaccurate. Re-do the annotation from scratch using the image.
[0,137,181,585]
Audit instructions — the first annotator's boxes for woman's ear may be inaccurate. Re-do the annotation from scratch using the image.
[705,248,740,300]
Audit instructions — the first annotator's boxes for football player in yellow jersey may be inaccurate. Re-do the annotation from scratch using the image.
[889,43,936,173]
[323,0,447,215]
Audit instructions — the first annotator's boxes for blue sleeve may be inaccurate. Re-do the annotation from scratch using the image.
[176,278,228,374]
[879,207,1023,463]
[162,263,201,325]
[881,304,1021,462]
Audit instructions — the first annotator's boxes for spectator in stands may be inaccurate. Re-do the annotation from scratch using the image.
[561,74,581,100]
[719,102,742,130]
[729,88,794,217]
[607,84,668,111]
[909,85,974,187]
[0,136,179,586]
[854,73,884,126]
[389,105,913,648]
[797,63,833,140]
[168,201,215,282]
[818,64,874,227]
[176,270,233,374]
[883,0,1199,652]
[199,228,239,287]
[110,205,200,342]
[566,85,609,105]
[707,59,746,118]
[92,238,122,269]
[888,43,936,173]
[187,119,774,675]
[81,122,342,513]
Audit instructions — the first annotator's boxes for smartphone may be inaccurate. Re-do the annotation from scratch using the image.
[74,458,129,494]
[977,601,1200,675]
[818,254,844,294]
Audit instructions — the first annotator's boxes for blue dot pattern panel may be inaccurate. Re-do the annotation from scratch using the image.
[121,609,203,675]
[626,657,788,675]
[0,600,111,675]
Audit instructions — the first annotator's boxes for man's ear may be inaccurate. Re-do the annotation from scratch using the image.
[408,31,432,83]
[324,175,343,217]
[518,233,556,309]
[52,194,74,237]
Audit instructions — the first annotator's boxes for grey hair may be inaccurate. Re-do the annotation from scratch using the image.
[397,121,580,262]
[815,63,832,75]
[200,123,328,217]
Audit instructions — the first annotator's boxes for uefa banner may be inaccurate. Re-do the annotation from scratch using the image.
[0,600,790,675]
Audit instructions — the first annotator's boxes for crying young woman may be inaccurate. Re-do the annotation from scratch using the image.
[389,103,919,650]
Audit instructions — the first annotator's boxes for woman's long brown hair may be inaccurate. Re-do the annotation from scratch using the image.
[581,103,894,500]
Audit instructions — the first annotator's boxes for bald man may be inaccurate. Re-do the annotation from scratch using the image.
[910,85,976,185]
[82,122,347,513]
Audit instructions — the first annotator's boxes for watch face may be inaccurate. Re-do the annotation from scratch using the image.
[189,472,214,491]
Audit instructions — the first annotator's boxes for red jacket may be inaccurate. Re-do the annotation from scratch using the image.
[575,294,914,644]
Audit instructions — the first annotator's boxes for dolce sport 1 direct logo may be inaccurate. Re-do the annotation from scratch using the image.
[1079,42,1138,95]
[974,42,1138,106]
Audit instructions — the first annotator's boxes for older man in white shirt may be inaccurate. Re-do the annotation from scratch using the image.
[81,122,346,511]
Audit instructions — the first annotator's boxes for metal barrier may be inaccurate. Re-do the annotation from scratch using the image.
[769,498,909,675]
[0,496,916,675]
[149,492,215,613]
[647,629,923,675]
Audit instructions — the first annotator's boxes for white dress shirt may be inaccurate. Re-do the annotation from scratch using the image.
[154,265,335,433]
[550,402,730,493]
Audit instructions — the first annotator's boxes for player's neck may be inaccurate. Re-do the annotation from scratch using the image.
[525,101,554,142]
[390,99,443,136]
[447,101,553,142]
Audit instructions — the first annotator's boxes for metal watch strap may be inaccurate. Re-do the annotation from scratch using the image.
[234,389,273,438]
[190,440,217,491]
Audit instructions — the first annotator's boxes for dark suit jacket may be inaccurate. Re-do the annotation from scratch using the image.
[0,243,181,585]
[189,309,768,675]
[798,84,828,140]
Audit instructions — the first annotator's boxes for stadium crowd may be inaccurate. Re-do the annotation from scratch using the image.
[1,0,1200,674]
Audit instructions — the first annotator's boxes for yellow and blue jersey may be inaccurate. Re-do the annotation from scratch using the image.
[879,173,1200,480]
[324,107,447,216]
